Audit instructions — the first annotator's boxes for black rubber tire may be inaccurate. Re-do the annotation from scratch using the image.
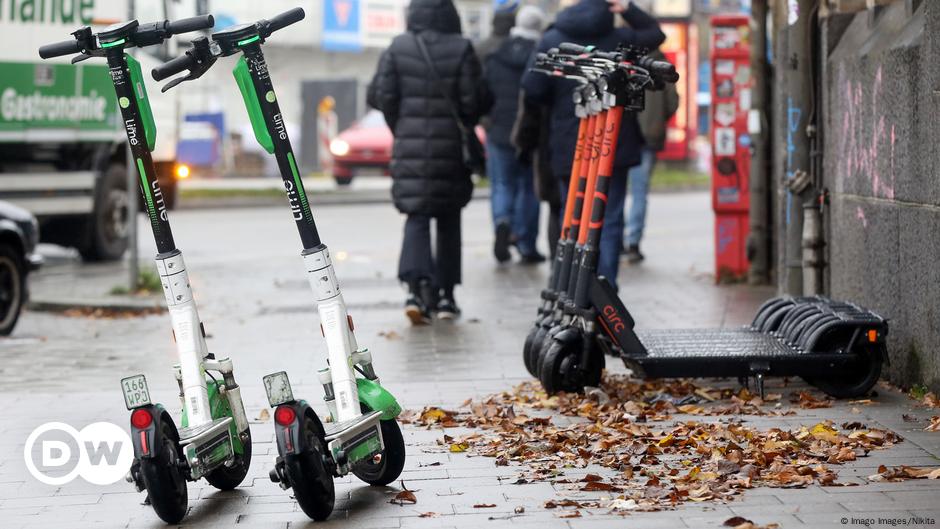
[334,175,353,186]
[352,418,406,486]
[290,413,335,521]
[139,417,188,524]
[806,345,884,399]
[0,244,25,336]
[204,428,251,490]
[80,163,128,262]
[540,339,580,394]
[523,324,541,376]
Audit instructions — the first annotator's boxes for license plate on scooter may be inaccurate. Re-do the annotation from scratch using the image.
[121,374,152,409]
[263,371,294,407]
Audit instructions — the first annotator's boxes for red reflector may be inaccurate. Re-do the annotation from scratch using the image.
[274,406,296,426]
[131,408,152,429]
[868,329,878,342]
[139,430,149,456]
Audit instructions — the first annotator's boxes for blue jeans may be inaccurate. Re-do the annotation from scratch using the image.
[487,140,539,255]
[557,168,627,287]
[624,148,657,247]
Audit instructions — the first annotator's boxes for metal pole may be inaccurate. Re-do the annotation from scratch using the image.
[126,0,138,292]
[747,0,770,285]
[782,0,816,296]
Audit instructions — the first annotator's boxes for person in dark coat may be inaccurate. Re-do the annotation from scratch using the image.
[370,0,492,324]
[519,0,665,288]
[475,0,518,65]
[483,5,547,264]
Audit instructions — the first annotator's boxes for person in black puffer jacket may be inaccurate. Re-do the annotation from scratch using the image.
[520,0,664,289]
[370,0,492,324]
[483,5,547,265]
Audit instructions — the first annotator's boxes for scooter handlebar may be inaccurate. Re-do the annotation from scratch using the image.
[263,7,305,36]
[637,57,679,83]
[558,42,593,56]
[152,52,195,81]
[166,14,214,36]
[38,39,81,59]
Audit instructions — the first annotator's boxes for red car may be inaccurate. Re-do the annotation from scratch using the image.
[328,110,392,186]
[328,109,486,186]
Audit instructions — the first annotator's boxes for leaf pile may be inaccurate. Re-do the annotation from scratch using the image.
[402,375,907,512]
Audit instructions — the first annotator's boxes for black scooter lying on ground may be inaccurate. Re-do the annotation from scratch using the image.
[526,44,888,399]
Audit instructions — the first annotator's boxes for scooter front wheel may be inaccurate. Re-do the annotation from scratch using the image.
[140,417,188,524]
[205,429,251,490]
[290,413,335,521]
[352,416,406,486]
[523,324,542,376]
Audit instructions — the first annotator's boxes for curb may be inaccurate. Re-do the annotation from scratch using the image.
[28,296,166,314]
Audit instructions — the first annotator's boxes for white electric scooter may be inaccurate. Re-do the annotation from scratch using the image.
[39,15,252,524]
[152,7,406,521]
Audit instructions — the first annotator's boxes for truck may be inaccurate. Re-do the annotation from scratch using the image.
[0,0,196,260]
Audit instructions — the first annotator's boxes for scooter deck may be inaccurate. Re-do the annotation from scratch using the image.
[626,329,858,378]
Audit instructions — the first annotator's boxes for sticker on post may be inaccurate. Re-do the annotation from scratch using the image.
[121,374,151,410]
[263,371,295,407]
[714,128,736,156]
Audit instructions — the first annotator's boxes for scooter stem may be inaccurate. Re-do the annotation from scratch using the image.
[106,49,212,425]
[238,44,361,422]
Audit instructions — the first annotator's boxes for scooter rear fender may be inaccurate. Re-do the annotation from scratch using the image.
[273,401,316,457]
[130,404,174,460]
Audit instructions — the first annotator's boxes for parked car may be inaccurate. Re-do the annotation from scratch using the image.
[328,110,392,186]
[328,109,487,186]
[0,201,43,335]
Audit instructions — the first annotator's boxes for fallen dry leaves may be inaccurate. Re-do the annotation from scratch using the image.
[869,465,940,481]
[402,375,906,513]
[927,416,940,432]
[388,480,417,506]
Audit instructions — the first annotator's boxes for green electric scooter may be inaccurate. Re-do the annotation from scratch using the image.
[152,8,405,521]
[39,15,253,524]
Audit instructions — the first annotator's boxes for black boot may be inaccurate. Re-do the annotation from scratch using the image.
[436,287,460,320]
[404,279,432,325]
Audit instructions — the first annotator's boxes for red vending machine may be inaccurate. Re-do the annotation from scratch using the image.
[710,15,751,281]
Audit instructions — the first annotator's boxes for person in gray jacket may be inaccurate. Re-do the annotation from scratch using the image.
[623,49,679,263]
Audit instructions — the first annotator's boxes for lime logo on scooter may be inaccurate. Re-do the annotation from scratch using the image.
[24,422,134,486]
[283,153,312,224]
[136,158,168,233]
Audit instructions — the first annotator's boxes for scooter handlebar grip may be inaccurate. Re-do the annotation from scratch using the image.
[267,7,305,33]
[558,43,593,56]
[39,39,81,59]
[152,53,195,81]
[639,57,679,82]
[166,14,214,35]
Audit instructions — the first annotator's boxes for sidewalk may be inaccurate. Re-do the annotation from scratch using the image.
[3,192,938,529]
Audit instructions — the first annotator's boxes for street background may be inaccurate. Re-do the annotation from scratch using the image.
[2,190,939,528]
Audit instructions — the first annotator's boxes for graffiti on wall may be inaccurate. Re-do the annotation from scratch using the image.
[835,64,898,202]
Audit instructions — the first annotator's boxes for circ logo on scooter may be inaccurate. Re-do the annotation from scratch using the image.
[602,305,625,333]
[23,421,134,486]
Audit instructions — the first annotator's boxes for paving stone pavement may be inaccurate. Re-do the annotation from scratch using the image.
[1,192,938,529]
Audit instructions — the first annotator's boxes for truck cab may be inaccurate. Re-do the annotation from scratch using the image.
[0,0,196,260]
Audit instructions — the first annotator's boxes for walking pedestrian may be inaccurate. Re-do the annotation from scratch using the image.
[623,49,679,263]
[476,0,519,63]
[370,0,492,324]
[512,97,558,258]
[519,0,665,288]
[483,5,547,264]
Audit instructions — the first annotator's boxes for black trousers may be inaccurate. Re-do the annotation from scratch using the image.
[398,211,462,291]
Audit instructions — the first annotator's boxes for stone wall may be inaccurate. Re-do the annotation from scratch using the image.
[821,1,940,390]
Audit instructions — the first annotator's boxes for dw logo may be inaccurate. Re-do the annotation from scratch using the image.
[24,422,134,486]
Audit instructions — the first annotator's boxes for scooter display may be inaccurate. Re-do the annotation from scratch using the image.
[527,44,888,399]
[152,8,405,521]
[39,16,253,524]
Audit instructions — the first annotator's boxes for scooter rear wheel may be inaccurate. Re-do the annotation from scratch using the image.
[804,344,883,399]
[140,417,188,524]
[205,429,251,490]
[290,414,335,521]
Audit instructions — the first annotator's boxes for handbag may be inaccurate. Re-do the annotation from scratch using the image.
[414,34,487,177]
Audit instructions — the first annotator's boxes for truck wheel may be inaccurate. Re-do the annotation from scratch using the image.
[0,244,25,336]
[80,163,129,261]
